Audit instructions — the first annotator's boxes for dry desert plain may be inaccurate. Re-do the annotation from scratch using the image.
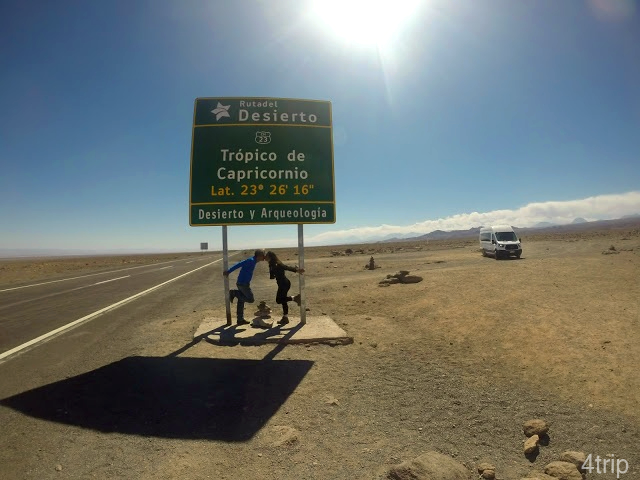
[0,224,639,479]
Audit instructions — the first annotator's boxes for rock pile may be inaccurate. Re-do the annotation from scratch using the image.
[365,256,380,270]
[379,270,423,286]
[254,301,272,318]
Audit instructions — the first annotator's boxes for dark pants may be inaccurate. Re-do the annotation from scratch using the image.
[276,278,292,315]
[234,283,254,320]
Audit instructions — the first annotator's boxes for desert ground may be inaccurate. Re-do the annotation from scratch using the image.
[0,224,639,479]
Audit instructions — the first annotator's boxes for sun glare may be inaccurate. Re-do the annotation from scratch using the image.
[310,0,421,47]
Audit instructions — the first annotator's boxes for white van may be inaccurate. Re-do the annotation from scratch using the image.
[479,225,522,259]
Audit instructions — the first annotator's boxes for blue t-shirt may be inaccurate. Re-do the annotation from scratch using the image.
[228,256,258,284]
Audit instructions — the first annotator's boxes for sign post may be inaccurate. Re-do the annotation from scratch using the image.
[222,226,231,325]
[190,97,335,325]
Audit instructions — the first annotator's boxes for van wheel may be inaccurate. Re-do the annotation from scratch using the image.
[494,251,501,260]
[482,249,487,257]
[516,253,521,259]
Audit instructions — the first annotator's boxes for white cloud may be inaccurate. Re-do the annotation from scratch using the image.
[305,191,640,245]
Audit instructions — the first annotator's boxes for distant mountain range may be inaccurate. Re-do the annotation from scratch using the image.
[382,215,640,242]
[2,215,639,258]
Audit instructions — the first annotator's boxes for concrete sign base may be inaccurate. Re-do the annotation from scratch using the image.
[194,315,352,346]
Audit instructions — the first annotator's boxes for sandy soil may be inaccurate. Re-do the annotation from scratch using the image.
[0,226,639,479]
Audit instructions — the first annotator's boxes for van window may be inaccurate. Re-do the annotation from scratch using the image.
[495,232,518,242]
[480,232,491,241]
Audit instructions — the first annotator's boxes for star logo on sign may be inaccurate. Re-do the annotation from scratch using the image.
[211,102,231,121]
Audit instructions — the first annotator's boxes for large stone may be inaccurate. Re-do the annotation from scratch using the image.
[559,452,586,473]
[401,275,423,284]
[544,461,583,480]
[386,451,471,480]
[524,434,540,455]
[523,419,549,437]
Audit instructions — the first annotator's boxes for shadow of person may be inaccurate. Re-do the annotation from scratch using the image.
[0,355,313,442]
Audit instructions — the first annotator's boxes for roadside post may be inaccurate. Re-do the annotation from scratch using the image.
[189,97,335,326]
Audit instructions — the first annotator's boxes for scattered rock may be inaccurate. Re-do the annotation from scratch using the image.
[481,470,496,479]
[325,395,340,406]
[268,425,300,447]
[477,463,496,474]
[385,451,470,480]
[544,461,583,480]
[523,419,549,437]
[558,451,587,473]
[55,465,63,472]
[524,434,540,455]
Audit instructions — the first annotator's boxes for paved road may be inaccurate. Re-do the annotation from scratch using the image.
[0,251,251,478]
[0,254,233,358]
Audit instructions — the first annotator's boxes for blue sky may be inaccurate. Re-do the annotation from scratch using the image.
[1,0,639,253]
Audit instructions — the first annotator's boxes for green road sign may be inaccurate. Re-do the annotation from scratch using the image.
[189,97,335,226]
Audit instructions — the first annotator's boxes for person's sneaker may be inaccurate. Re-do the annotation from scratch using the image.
[251,317,272,329]
[236,318,249,326]
[229,290,236,304]
[293,294,301,306]
[277,315,289,325]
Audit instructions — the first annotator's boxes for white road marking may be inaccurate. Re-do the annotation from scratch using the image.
[0,256,214,293]
[0,275,134,311]
[146,266,174,273]
[91,275,130,286]
[0,258,223,362]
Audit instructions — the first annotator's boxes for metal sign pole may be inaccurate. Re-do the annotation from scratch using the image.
[298,223,306,325]
[222,225,231,326]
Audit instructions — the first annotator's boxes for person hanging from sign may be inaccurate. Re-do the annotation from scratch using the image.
[223,249,266,326]
[265,251,304,325]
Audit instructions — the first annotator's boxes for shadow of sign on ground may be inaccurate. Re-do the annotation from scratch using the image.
[0,356,313,442]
